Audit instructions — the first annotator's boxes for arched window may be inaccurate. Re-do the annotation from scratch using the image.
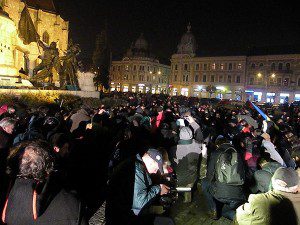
[278,63,283,70]
[271,63,276,71]
[42,32,50,44]
[286,63,291,71]
[259,63,264,68]
[228,63,233,70]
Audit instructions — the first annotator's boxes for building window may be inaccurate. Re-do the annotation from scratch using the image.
[298,78,300,86]
[277,78,282,85]
[195,64,199,71]
[251,63,255,69]
[183,74,189,82]
[195,74,199,82]
[184,64,188,70]
[147,76,150,81]
[271,63,276,71]
[174,75,177,82]
[278,63,283,71]
[133,65,136,71]
[227,75,232,83]
[211,75,215,82]
[249,78,254,85]
[118,66,120,71]
[236,75,241,83]
[212,63,216,70]
[219,75,223,82]
[228,63,233,70]
[203,75,207,82]
[259,63,264,68]
[112,66,115,71]
[220,64,224,70]
[286,63,291,71]
[204,64,207,70]
[133,75,136,81]
[237,63,242,69]
[283,78,289,86]
[175,64,178,70]
[42,31,50,44]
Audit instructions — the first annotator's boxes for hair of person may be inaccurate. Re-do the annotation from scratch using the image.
[0,117,17,129]
[18,140,54,181]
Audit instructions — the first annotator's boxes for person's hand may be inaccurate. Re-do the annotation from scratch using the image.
[185,115,195,124]
[160,184,170,195]
[86,123,92,130]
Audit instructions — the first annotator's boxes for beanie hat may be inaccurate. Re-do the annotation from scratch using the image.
[272,167,299,193]
[178,126,193,145]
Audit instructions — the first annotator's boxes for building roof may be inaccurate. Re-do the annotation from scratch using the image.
[24,0,56,13]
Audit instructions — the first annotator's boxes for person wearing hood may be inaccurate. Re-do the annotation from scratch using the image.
[235,167,299,225]
[169,115,205,202]
[2,140,87,225]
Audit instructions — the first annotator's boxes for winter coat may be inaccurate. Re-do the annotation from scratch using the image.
[262,140,286,166]
[70,109,90,133]
[3,178,87,225]
[170,122,203,187]
[235,191,298,225]
[252,162,282,193]
[106,155,160,225]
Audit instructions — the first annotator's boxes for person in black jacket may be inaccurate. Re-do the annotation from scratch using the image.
[2,140,87,225]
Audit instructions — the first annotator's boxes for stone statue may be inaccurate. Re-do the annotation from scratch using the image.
[32,40,61,84]
[59,41,81,89]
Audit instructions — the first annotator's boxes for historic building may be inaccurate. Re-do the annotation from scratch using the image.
[0,0,68,83]
[110,34,171,94]
[169,24,300,103]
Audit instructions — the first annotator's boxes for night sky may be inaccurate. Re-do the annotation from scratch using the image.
[54,0,300,64]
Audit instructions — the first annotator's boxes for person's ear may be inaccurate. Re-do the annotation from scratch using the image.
[54,146,60,153]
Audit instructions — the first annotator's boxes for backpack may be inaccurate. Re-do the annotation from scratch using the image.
[215,144,245,186]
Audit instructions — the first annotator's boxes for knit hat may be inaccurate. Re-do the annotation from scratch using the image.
[261,133,271,141]
[272,167,299,193]
[147,149,163,173]
[178,126,193,145]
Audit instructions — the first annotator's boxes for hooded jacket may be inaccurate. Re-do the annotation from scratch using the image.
[170,122,203,187]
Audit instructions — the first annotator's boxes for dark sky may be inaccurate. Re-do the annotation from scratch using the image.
[54,0,300,64]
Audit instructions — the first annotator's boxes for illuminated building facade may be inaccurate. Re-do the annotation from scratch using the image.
[169,24,300,103]
[110,34,171,94]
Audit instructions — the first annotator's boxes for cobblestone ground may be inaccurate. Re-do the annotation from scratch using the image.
[170,183,232,225]
[170,158,232,225]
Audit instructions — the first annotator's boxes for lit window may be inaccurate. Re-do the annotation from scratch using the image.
[212,63,216,70]
[237,64,242,69]
[220,64,224,70]
[211,75,215,82]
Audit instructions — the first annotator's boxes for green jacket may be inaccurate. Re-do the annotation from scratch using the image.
[235,191,298,225]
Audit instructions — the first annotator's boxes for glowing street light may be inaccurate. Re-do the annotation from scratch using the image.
[257,73,262,78]
[271,73,276,78]
[158,71,161,75]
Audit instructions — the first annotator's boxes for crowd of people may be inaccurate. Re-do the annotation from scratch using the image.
[0,92,300,225]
